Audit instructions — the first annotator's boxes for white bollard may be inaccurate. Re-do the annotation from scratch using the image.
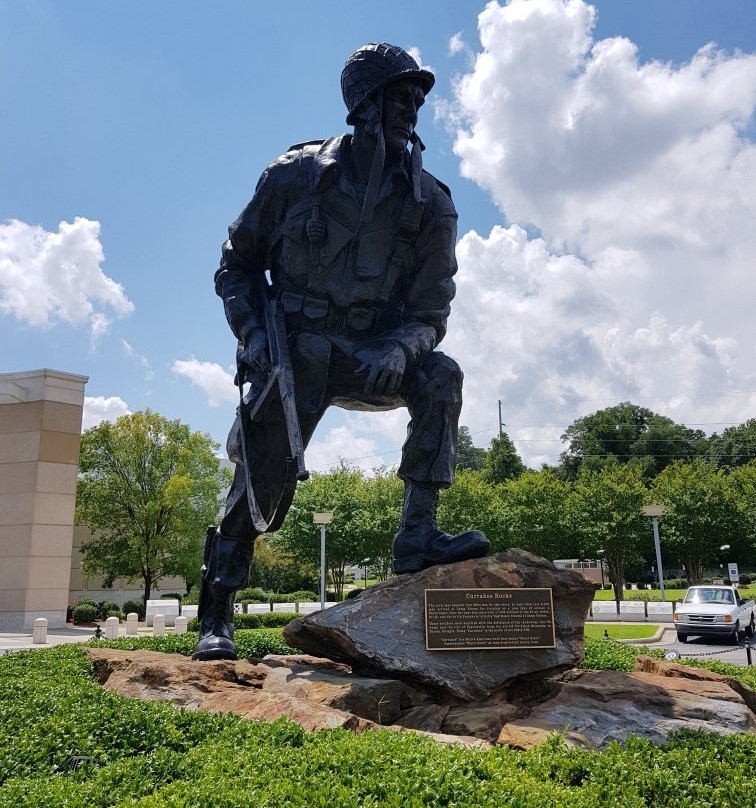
[105,616,120,640]
[174,615,188,634]
[126,612,139,636]
[33,617,48,645]
[153,613,166,637]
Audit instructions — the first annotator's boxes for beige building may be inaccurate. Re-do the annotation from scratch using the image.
[0,369,88,628]
[69,523,186,605]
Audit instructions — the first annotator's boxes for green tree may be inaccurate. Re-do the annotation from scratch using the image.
[568,465,649,601]
[708,419,756,469]
[500,469,572,560]
[481,431,525,484]
[560,402,706,480]
[438,469,506,551]
[358,467,403,581]
[248,537,318,593]
[275,462,365,600]
[727,461,756,564]
[456,426,486,472]
[652,459,742,584]
[76,410,230,606]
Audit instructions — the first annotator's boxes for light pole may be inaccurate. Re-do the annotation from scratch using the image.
[361,558,370,588]
[642,504,667,601]
[597,549,605,589]
[313,512,333,610]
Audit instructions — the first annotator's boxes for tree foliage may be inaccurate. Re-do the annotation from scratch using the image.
[438,469,506,550]
[652,459,743,583]
[708,419,756,469]
[455,426,486,472]
[275,462,366,600]
[560,402,706,480]
[248,537,318,593]
[76,410,230,605]
[358,467,403,580]
[500,469,571,560]
[482,431,525,484]
[568,465,649,600]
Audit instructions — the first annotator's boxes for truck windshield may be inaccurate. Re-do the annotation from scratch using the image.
[683,588,734,605]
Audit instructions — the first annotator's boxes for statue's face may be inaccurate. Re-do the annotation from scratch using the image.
[382,79,425,154]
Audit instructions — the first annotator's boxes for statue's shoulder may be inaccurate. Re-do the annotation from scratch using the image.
[421,169,453,202]
[265,137,343,185]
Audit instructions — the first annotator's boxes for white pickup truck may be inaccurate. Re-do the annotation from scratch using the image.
[674,584,755,644]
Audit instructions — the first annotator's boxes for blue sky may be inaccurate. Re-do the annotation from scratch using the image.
[2,0,755,471]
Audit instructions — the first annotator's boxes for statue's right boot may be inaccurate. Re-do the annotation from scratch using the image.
[192,527,254,661]
[392,481,489,575]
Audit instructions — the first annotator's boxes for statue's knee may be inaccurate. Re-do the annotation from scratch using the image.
[415,352,463,402]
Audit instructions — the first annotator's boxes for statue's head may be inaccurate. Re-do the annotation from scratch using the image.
[341,43,435,146]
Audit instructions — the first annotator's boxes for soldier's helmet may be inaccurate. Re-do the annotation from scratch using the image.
[341,43,435,124]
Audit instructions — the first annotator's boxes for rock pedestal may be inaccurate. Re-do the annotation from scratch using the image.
[84,649,756,750]
[284,549,596,700]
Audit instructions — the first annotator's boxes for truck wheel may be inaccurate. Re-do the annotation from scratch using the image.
[731,621,741,645]
[747,615,755,638]
[676,633,688,643]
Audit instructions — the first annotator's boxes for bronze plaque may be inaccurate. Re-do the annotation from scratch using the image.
[424,588,556,650]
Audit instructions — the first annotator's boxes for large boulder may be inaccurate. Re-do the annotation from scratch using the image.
[284,549,596,700]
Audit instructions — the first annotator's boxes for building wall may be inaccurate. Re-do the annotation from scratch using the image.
[69,523,187,605]
[0,369,88,628]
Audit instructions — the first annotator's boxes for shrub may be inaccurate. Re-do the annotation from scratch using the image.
[98,600,121,619]
[739,573,753,585]
[3,642,756,806]
[180,589,200,605]
[187,612,298,632]
[105,610,124,620]
[161,592,184,600]
[122,599,145,620]
[73,603,97,624]
[664,578,688,589]
[288,590,319,602]
[75,597,97,608]
[236,587,269,602]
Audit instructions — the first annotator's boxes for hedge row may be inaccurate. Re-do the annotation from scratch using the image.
[186,612,299,632]
[0,636,755,806]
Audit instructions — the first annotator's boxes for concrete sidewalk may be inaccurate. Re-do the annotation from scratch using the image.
[0,623,165,654]
[0,625,99,654]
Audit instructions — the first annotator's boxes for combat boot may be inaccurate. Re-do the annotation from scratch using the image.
[192,527,254,661]
[392,481,489,575]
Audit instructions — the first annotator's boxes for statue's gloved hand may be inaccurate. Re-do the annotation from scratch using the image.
[355,341,406,397]
[235,327,270,385]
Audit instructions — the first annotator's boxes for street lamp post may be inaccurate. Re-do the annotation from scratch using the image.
[642,504,667,601]
[313,512,333,610]
[597,549,605,589]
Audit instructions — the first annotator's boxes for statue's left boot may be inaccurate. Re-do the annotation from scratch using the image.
[192,527,254,661]
[392,481,489,575]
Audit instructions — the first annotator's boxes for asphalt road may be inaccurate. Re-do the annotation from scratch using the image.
[646,631,756,667]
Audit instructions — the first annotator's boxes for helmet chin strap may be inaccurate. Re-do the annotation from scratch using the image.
[358,92,425,224]
[409,131,425,204]
[359,96,385,225]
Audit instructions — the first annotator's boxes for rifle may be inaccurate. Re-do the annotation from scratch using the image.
[237,290,309,533]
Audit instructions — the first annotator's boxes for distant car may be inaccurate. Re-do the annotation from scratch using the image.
[674,585,755,644]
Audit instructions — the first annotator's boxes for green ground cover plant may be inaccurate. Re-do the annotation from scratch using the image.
[0,635,754,806]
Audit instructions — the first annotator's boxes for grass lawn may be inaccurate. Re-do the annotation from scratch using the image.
[592,585,756,603]
[585,623,662,641]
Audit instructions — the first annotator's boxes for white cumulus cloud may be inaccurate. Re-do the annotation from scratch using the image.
[0,217,134,338]
[438,0,756,465]
[82,395,131,431]
[172,358,237,406]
